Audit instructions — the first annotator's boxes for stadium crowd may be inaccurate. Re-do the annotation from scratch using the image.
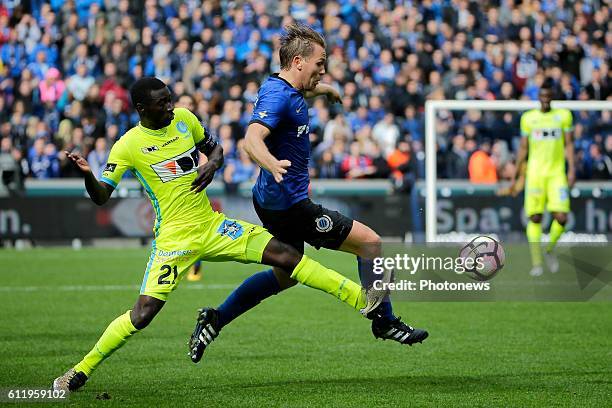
[0,0,610,192]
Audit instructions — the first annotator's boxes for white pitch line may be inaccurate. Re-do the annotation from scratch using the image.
[0,283,241,292]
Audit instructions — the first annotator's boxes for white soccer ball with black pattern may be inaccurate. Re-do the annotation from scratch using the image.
[459,235,505,281]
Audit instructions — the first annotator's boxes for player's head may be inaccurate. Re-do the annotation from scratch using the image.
[279,23,327,91]
[538,78,554,112]
[130,77,174,128]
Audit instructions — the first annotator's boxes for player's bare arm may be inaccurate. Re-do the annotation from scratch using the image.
[65,151,114,205]
[191,144,224,193]
[243,122,291,183]
[565,130,576,188]
[303,82,341,103]
[510,137,529,194]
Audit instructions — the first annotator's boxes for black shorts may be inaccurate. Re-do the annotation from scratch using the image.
[253,198,354,254]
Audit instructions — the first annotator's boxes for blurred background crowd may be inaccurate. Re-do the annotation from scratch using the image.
[0,0,610,194]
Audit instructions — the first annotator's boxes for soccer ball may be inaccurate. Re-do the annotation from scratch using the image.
[459,235,505,281]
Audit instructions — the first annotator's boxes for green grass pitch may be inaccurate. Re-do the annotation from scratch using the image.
[0,248,610,407]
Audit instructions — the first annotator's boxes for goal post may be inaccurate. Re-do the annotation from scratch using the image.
[425,99,612,242]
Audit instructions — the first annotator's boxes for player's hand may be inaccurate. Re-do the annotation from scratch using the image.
[325,87,341,104]
[271,159,291,183]
[191,162,217,193]
[64,151,91,174]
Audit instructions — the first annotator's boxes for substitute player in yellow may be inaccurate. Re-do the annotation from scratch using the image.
[511,81,575,276]
[53,77,388,393]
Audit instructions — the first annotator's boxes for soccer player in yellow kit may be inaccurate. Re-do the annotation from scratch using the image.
[53,77,388,393]
[511,82,575,276]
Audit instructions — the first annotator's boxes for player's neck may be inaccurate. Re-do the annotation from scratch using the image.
[140,118,166,131]
[278,70,303,91]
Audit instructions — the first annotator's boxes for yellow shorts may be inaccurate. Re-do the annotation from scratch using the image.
[140,212,273,301]
[524,173,570,216]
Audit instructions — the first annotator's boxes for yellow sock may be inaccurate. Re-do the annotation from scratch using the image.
[74,311,138,376]
[546,220,565,252]
[290,255,366,310]
[527,221,543,266]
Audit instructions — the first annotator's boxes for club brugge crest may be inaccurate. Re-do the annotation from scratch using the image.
[217,220,244,240]
[315,215,333,233]
[176,121,188,133]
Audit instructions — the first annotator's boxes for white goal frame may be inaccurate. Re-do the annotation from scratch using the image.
[425,100,612,242]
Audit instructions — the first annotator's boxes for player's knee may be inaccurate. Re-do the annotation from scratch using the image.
[358,231,381,259]
[130,298,163,329]
[130,308,155,330]
[530,214,543,223]
[263,238,303,271]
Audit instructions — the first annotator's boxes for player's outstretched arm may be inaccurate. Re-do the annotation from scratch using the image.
[303,82,341,104]
[243,123,291,183]
[509,137,529,195]
[564,130,576,187]
[65,151,114,205]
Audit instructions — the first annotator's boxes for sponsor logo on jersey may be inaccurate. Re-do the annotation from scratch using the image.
[150,146,199,182]
[532,128,562,140]
[161,136,179,147]
[315,215,333,233]
[217,219,244,240]
[258,111,268,118]
[141,145,159,154]
[104,163,117,172]
[176,121,188,133]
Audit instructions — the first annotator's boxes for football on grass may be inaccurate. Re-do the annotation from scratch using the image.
[459,235,505,281]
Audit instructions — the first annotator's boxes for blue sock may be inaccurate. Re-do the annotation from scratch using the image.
[217,269,280,328]
[357,256,395,321]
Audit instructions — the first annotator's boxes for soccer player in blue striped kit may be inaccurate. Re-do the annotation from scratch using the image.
[189,24,428,361]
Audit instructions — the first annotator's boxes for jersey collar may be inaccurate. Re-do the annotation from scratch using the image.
[272,73,303,93]
[138,122,168,137]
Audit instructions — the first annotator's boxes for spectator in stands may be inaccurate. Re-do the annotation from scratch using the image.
[28,138,60,179]
[0,0,608,183]
[469,140,499,184]
[341,141,372,179]
[387,139,417,193]
[372,113,400,157]
[446,134,470,179]
[67,63,95,101]
[87,137,109,179]
[586,144,612,179]
[223,139,258,193]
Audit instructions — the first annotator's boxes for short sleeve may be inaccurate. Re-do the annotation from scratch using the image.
[250,88,287,130]
[100,139,132,188]
[520,111,531,138]
[181,108,217,154]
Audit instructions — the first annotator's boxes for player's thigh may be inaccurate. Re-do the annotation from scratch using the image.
[524,174,546,217]
[140,240,201,301]
[546,173,570,214]
[200,213,274,264]
[293,199,353,250]
[253,198,306,254]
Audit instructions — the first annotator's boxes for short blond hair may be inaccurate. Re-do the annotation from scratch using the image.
[279,23,326,70]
